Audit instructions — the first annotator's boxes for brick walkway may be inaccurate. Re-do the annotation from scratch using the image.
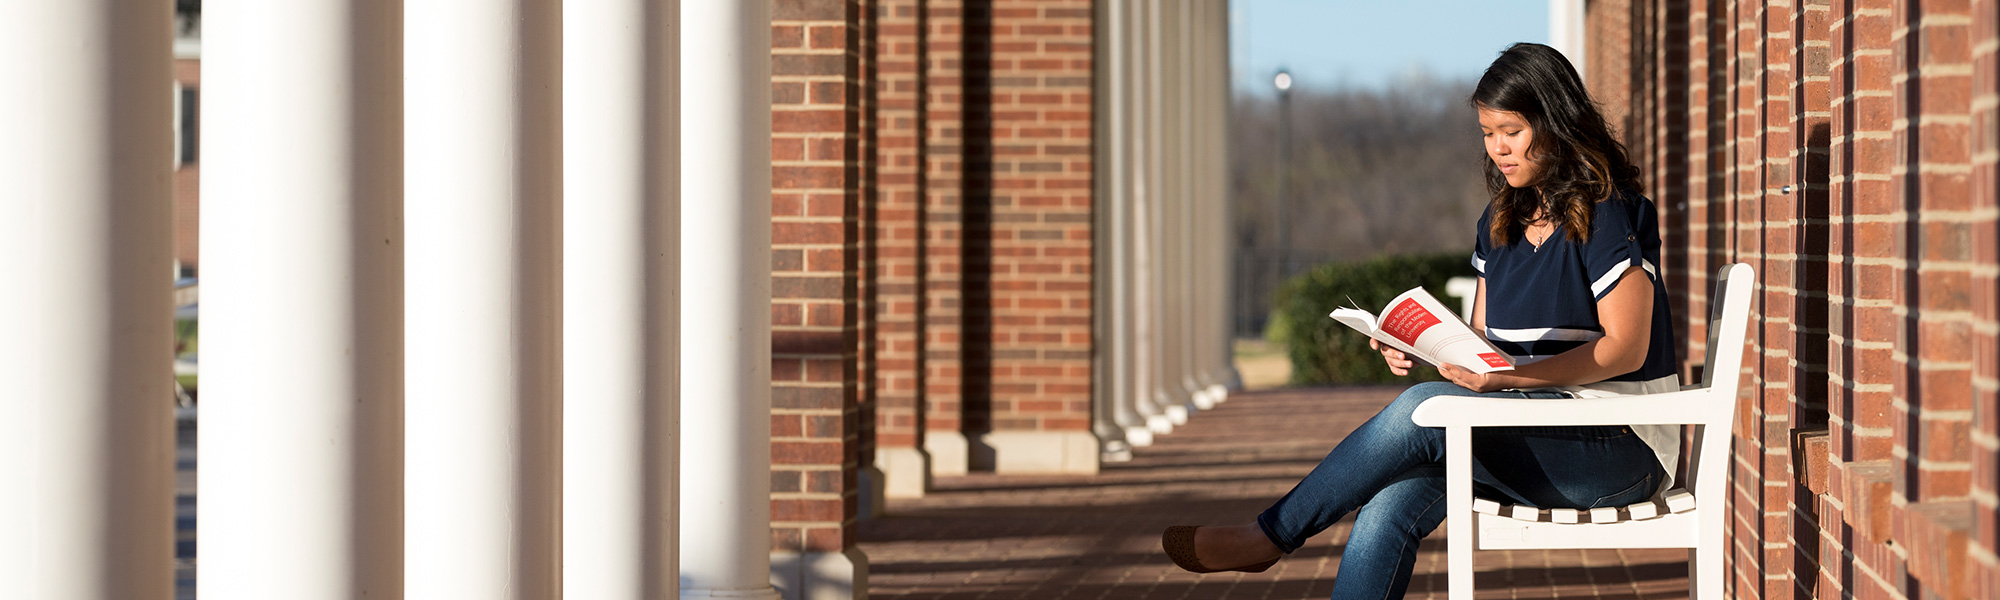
[858,387,1691,600]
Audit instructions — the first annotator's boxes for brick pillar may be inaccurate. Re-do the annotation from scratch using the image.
[851,0,882,520]
[872,0,931,498]
[768,1,868,597]
[173,57,200,272]
[1753,5,1797,600]
[1893,0,1983,596]
[1970,0,2000,595]
[1825,1,1906,598]
[922,0,972,477]
[1585,0,1634,140]
[967,0,1097,474]
[1786,0,1836,595]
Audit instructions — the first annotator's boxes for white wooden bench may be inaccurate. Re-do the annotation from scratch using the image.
[1412,263,1754,600]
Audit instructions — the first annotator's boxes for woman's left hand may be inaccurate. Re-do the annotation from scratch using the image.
[1439,363,1506,393]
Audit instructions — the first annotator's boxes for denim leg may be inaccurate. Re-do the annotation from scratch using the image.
[1255,382,1655,552]
[1328,465,1448,600]
[1256,382,1482,552]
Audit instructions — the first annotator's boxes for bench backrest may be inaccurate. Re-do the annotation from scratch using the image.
[1684,263,1755,507]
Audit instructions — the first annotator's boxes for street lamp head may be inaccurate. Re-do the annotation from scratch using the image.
[1273,70,1293,93]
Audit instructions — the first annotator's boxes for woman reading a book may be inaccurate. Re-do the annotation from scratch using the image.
[1162,42,1682,599]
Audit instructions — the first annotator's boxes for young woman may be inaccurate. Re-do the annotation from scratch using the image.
[1161,42,1681,599]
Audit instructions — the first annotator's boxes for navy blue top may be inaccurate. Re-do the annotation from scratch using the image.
[1471,191,1678,383]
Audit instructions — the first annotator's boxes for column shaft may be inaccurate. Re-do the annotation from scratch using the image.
[678,1,781,598]
[202,0,405,597]
[1126,0,1174,434]
[9,1,174,597]
[1207,4,1240,395]
[1094,0,1151,449]
[564,0,680,597]
[405,0,563,596]
[1146,1,1190,425]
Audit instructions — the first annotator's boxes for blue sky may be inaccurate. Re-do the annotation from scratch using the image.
[1230,0,1550,94]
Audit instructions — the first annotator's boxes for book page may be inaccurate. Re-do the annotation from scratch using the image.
[1387,288,1514,373]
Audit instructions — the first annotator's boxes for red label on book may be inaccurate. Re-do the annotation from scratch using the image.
[1380,298,1442,345]
[1479,353,1510,368]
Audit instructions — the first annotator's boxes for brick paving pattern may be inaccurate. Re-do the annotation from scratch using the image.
[859,387,1691,599]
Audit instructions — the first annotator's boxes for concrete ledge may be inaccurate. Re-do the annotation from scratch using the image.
[924,431,968,477]
[874,446,929,499]
[770,547,867,600]
[979,430,1100,475]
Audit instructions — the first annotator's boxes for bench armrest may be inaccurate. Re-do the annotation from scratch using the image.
[1410,389,1718,427]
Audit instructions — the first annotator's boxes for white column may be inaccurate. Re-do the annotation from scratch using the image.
[565,0,680,598]
[1203,0,1240,400]
[1548,0,1587,77]
[1091,0,1142,456]
[679,1,781,599]
[1130,0,1181,432]
[203,2,405,596]
[6,1,173,597]
[1097,0,1155,448]
[1174,0,1214,411]
[406,0,563,596]
[1144,0,1184,426]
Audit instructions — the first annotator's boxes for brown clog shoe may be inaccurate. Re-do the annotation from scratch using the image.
[1162,526,1281,574]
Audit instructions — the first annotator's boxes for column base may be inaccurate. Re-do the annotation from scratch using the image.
[856,462,887,519]
[978,430,1100,474]
[1123,424,1156,447]
[874,446,930,499]
[1145,414,1174,434]
[1155,390,1191,424]
[1184,378,1214,410]
[683,585,784,599]
[1101,438,1133,463]
[1204,383,1230,405]
[770,547,867,600]
[924,431,968,477]
[1190,387,1218,410]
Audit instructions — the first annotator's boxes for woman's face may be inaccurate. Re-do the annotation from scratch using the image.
[1478,107,1542,188]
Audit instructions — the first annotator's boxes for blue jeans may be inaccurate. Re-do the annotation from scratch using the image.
[1256,382,1664,600]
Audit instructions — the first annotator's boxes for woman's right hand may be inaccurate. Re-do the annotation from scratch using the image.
[1371,339,1416,376]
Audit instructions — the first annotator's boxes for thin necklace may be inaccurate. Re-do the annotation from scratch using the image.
[1526,207,1554,251]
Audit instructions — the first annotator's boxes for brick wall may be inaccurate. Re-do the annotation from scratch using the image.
[769,0,865,556]
[973,0,1094,438]
[1600,0,2000,597]
[174,57,200,272]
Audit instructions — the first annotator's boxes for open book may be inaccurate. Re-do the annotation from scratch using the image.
[1329,287,1516,374]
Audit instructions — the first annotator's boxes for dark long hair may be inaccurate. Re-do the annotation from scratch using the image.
[1471,43,1641,245]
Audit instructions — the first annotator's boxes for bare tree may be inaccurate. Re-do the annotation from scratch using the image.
[1231,77,1492,334]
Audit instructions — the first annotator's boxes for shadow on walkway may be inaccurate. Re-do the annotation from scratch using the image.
[858,386,1691,599]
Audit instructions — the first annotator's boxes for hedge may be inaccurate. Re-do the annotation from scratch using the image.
[1271,252,1478,385]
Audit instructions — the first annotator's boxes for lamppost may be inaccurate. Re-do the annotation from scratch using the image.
[1272,69,1293,287]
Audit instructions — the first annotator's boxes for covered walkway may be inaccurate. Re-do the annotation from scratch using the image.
[859,387,1691,599]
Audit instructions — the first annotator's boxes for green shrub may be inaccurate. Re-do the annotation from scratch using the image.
[1271,252,1478,385]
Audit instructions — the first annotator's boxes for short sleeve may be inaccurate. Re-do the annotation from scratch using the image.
[1472,206,1493,275]
[1583,194,1661,301]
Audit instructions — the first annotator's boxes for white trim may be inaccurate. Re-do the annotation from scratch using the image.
[1470,253,1486,274]
[1590,259,1658,298]
[1485,326,1603,343]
